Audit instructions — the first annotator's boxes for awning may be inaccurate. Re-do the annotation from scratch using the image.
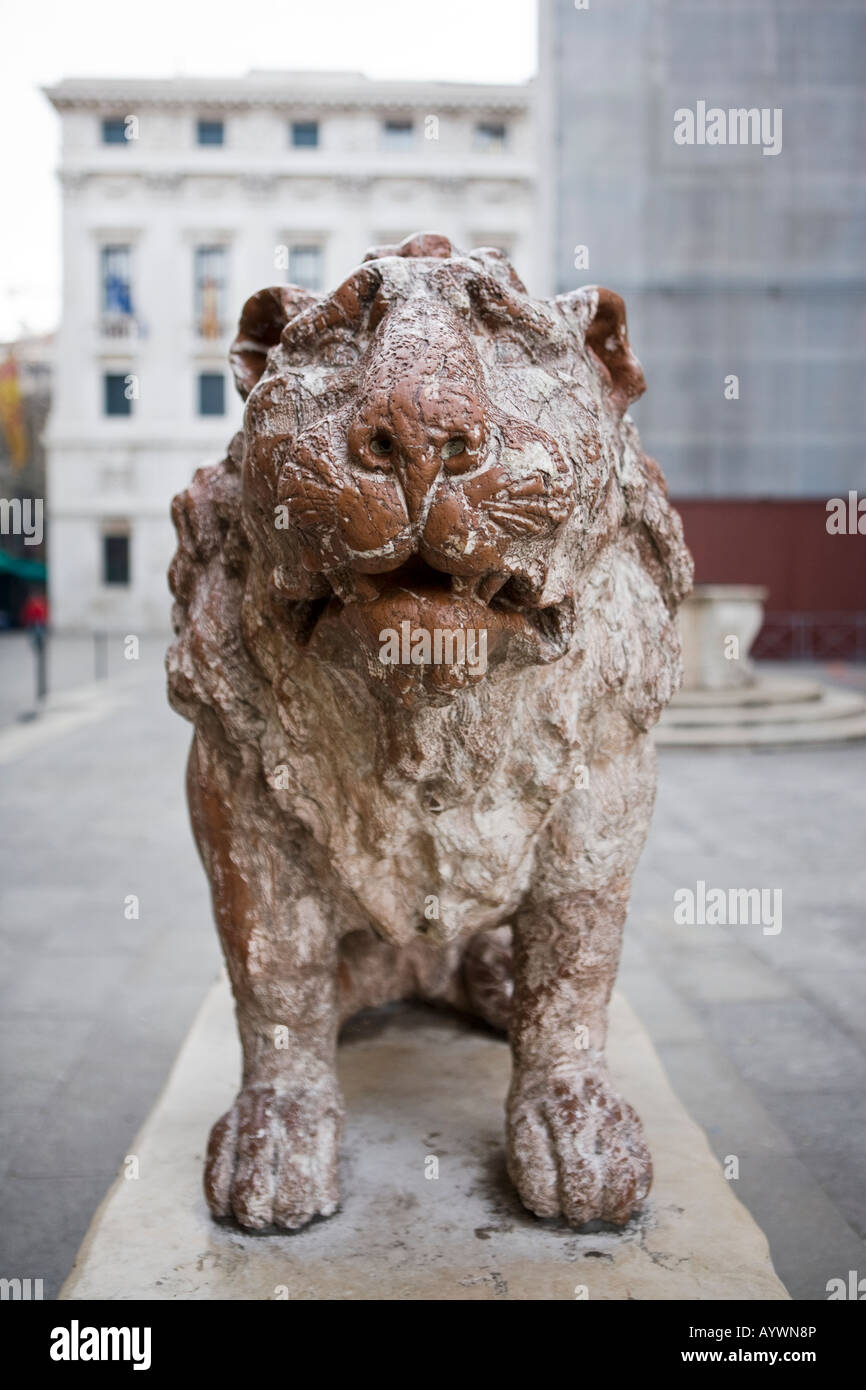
[0,549,47,580]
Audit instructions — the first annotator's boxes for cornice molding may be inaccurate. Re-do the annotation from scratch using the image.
[44,75,531,116]
[57,165,535,187]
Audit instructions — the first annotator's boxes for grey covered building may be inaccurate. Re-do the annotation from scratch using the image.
[538,0,866,654]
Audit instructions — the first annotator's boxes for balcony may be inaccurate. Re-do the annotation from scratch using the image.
[99,313,142,341]
[194,318,227,343]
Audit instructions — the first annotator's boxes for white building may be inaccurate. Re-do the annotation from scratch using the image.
[43,71,537,630]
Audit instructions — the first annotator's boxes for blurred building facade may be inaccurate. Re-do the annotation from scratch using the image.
[45,72,536,630]
[539,0,866,659]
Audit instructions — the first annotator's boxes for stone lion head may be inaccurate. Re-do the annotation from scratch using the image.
[170,232,691,726]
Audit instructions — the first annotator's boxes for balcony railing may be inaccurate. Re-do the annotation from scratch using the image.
[195,319,226,341]
[99,313,140,340]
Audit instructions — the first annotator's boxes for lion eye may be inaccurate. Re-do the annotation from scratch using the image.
[441,437,466,461]
[369,433,393,457]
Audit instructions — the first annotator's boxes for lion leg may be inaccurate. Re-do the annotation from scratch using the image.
[459,926,514,1031]
[506,879,652,1227]
[187,731,343,1231]
[409,926,514,1031]
[336,929,418,1022]
[337,925,513,1033]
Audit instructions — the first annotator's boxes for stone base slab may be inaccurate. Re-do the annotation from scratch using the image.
[60,977,789,1301]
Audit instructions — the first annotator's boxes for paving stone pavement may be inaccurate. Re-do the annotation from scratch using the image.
[0,631,128,729]
[0,634,863,1300]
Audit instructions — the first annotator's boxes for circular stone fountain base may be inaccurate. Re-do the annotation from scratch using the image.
[657,676,866,747]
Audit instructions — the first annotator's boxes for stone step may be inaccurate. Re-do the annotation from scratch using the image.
[656,708,866,748]
[673,677,825,709]
[662,686,866,728]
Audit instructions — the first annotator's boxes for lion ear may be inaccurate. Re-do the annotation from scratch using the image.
[229,284,318,399]
[364,231,454,262]
[556,285,646,416]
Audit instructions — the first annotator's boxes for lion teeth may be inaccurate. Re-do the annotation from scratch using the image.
[450,573,510,605]
[325,571,380,604]
[450,575,481,600]
[477,574,508,604]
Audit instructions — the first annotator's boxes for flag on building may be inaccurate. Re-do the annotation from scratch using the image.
[200,277,221,340]
[0,352,28,469]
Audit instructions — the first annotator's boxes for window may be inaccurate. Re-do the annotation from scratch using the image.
[102,117,128,144]
[198,372,225,416]
[475,121,507,150]
[291,120,319,148]
[194,246,227,339]
[100,245,134,334]
[382,119,414,151]
[197,119,224,146]
[103,532,130,585]
[104,373,132,417]
[287,245,323,291]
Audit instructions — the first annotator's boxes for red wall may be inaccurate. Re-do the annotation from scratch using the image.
[672,500,866,612]
[670,499,866,660]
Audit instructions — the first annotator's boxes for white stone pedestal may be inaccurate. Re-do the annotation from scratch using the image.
[679,585,768,691]
[60,977,788,1301]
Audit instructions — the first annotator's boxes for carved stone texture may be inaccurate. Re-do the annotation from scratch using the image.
[167,230,693,1232]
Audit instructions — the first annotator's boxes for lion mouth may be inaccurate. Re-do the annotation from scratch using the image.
[284,555,574,667]
[485,575,574,658]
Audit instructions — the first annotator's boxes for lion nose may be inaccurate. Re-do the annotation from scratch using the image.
[347,383,488,522]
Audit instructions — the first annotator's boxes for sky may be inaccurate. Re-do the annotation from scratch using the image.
[0,0,538,341]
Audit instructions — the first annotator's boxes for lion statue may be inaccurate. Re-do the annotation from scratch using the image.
[167,231,692,1233]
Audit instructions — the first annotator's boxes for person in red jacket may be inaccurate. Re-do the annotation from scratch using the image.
[21,591,49,630]
[20,588,49,703]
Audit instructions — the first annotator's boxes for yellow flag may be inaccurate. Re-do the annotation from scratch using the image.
[0,353,28,469]
[200,279,221,340]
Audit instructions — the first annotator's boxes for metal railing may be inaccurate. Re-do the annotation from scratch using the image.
[99,313,141,340]
[752,613,866,663]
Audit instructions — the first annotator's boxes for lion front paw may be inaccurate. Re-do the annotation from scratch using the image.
[204,1081,343,1231]
[506,1065,651,1227]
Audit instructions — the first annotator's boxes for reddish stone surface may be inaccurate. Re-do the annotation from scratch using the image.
[167,233,692,1231]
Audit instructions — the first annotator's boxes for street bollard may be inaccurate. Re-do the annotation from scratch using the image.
[34,626,47,702]
[94,630,108,680]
